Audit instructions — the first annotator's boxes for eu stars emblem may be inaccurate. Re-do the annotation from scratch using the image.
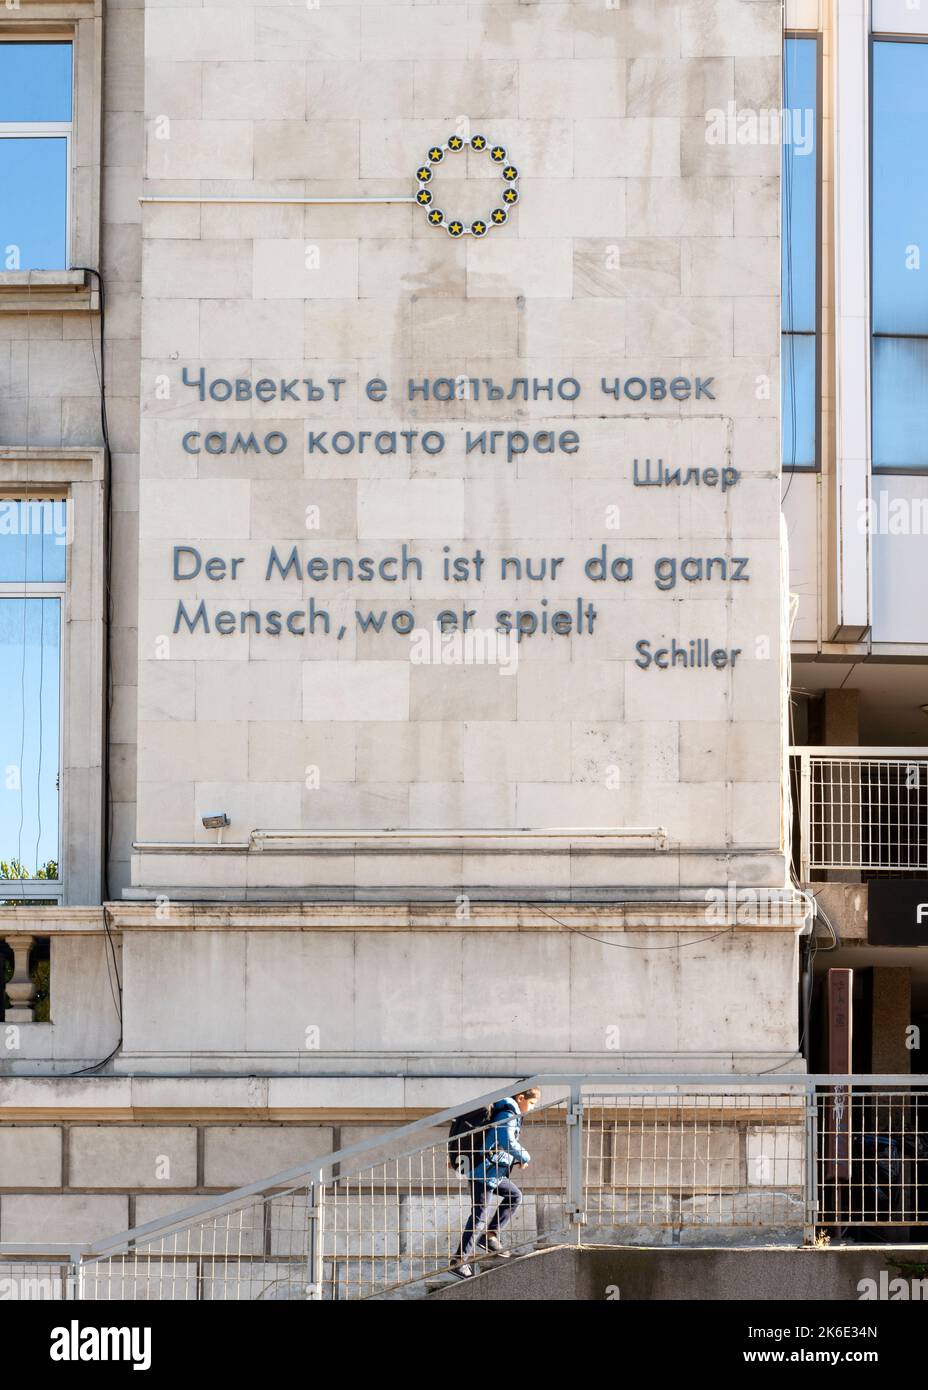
[415,132,518,239]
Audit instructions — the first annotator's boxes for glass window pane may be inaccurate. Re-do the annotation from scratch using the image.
[873,336,928,470]
[782,333,817,469]
[0,501,68,583]
[0,42,72,122]
[0,137,68,269]
[872,40,928,335]
[0,598,60,880]
[782,37,818,333]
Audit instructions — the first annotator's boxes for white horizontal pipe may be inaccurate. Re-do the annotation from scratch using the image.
[132,842,250,852]
[139,195,417,205]
[250,826,667,842]
[132,826,669,853]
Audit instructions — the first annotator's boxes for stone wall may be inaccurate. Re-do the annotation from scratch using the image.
[133,0,786,898]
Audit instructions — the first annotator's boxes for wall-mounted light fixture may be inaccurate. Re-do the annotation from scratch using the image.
[202,812,230,844]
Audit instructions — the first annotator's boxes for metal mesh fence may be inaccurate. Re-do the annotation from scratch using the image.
[808,756,928,871]
[0,1259,75,1300]
[816,1086,928,1228]
[79,1186,322,1301]
[77,1099,570,1301]
[582,1089,808,1232]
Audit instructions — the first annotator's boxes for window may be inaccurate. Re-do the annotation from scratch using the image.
[0,500,66,897]
[782,35,819,471]
[872,38,928,471]
[0,40,73,271]
[0,452,105,907]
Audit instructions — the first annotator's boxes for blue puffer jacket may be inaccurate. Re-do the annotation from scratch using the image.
[470,1098,531,1188]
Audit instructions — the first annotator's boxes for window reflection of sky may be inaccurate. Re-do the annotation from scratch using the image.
[872,41,928,471]
[0,504,64,877]
[0,599,60,877]
[782,36,818,470]
[0,42,72,270]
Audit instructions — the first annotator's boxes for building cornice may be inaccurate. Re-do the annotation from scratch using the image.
[0,895,809,934]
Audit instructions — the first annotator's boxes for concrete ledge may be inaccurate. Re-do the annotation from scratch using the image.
[426,1244,928,1301]
[0,896,808,933]
[0,447,106,485]
[0,1064,808,1118]
[0,271,98,314]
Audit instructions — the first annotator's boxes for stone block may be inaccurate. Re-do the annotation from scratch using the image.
[0,1128,62,1189]
[1,1195,128,1244]
[203,1127,335,1190]
[69,1127,197,1190]
[202,61,304,122]
[303,661,410,722]
[146,121,254,181]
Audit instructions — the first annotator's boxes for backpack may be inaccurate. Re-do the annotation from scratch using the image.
[447,1104,497,1175]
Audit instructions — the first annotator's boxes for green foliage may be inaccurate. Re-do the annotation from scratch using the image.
[886,1256,928,1279]
[32,957,50,1023]
[0,858,58,880]
[1,857,58,905]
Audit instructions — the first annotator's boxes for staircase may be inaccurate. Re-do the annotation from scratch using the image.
[1,1073,923,1299]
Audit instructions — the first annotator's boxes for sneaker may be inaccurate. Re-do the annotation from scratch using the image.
[477,1233,511,1258]
[449,1257,475,1279]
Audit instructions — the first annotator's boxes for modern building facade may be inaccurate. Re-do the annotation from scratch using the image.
[782,0,928,1077]
[0,0,918,1250]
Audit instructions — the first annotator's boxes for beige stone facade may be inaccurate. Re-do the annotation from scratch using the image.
[1,0,804,1237]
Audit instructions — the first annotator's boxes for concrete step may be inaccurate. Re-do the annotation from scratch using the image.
[426,1242,928,1302]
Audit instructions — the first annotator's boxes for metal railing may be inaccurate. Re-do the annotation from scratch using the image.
[1,1075,926,1300]
[582,1088,809,1234]
[792,747,928,876]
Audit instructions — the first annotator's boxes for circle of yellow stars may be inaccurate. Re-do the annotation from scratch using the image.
[415,132,518,237]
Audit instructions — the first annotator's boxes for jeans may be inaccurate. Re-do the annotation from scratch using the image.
[457,1175,523,1260]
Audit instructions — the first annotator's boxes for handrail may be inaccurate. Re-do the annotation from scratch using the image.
[3,1072,923,1263]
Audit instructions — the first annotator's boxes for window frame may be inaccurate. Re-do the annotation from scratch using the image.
[869,31,928,476]
[0,449,106,907]
[0,4,102,312]
[0,498,67,900]
[0,36,74,272]
[782,30,823,474]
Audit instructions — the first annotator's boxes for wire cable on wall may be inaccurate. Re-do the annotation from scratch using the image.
[73,264,114,905]
[67,264,122,1074]
[35,514,46,880]
[14,509,29,899]
[66,902,123,1076]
